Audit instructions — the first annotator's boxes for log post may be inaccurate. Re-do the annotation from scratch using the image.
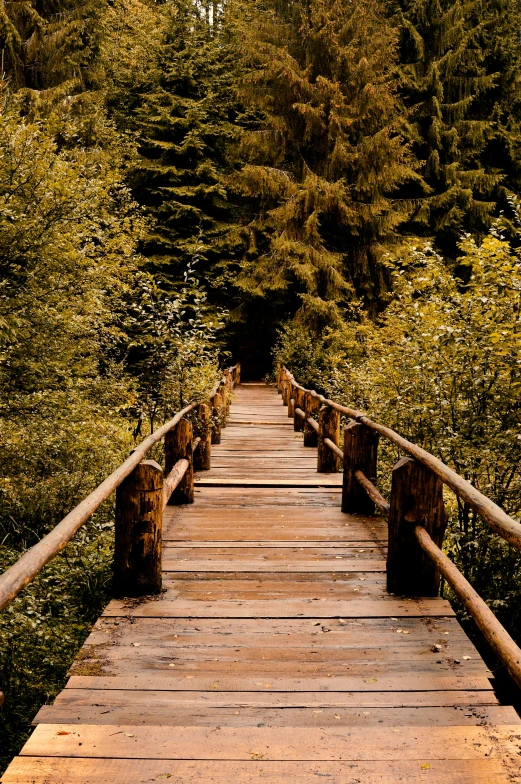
[342,422,379,514]
[210,392,223,445]
[165,418,194,504]
[287,382,295,418]
[294,387,306,432]
[281,377,289,406]
[277,364,282,394]
[219,381,228,428]
[236,363,241,385]
[113,459,163,597]
[223,371,232,417]
[303,391,320,447]
[317,405,341,472]
[387,456,447,596]
[194,403,211,471]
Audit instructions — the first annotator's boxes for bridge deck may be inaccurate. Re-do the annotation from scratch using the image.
[3,384,521,782]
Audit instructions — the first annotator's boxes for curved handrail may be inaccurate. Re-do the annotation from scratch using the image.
[0,364,240,613]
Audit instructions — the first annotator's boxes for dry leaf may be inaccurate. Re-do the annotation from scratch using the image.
[421,763,431,770]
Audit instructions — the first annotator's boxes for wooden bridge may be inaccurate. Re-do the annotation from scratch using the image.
[2,369,521,782]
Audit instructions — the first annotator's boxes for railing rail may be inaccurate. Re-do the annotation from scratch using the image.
[278,364,521,689]
[280,366,521,550]
[0,363,240,613]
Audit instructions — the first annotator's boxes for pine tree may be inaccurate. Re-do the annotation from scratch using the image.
[131,0,240,287]
[477,0,521,235]
[0,0,106,97]
[392,0,508,254]
[231,0,417,328]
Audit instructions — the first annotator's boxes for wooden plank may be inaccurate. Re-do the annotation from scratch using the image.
[33,704,518,727]
[103,598,454,617]
[20,724,521,760]
[166,531,388,542]
[2,757,513,783]
[195,479,344,487]
[67,651,491,679]
[163,545,386,555]
[162,541,387,548]
[87,615,474,648]
[76,642,481,665]
[155,578,387,599]
[65,674,495,692]
[54,688,501,709]
[161,561,386,573]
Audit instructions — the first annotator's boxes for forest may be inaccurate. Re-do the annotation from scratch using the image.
[1,0,521,770]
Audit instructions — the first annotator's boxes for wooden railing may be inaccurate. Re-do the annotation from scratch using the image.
[279,365,521,689]
[0,363,241,613]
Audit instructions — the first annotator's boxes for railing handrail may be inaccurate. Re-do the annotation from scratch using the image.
[0,364,240,613]
[282,367,521,551]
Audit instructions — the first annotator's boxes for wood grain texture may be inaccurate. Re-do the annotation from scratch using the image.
[20,723,521,760]
[3,383,520,783]
[2,758,513,783]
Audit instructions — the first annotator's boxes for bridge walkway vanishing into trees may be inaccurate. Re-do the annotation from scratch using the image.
[2,380,521,782]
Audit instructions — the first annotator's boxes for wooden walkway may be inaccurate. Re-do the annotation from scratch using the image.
[3,383,521,782]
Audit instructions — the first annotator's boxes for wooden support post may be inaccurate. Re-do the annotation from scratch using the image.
[281,378,289,406]
[223,371,232,417]
[303,392,320,447]
[294,387,305,432]
[219,382,228,428]
[387,456,447,596]
[165,418,194,504]
[287,383,295,418]
[194,403,211,471]
[342,422,379,514]
[113,459,163,597]
[236,363,241,385]
[210,392,223,445]
[317,405,340,472]
[277,364,282,393]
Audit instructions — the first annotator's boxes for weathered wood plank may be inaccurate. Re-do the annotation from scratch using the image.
[20,724,521,760]
[33,704,517,727]
[65,674,495,692]
[103,598,455,617]
[53,688,501,708]
[2,757,512,783]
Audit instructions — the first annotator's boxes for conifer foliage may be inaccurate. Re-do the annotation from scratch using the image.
[233,0,417,325]
[393,0,519,252]
[0,0,105,97]
[132,1,238,286]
